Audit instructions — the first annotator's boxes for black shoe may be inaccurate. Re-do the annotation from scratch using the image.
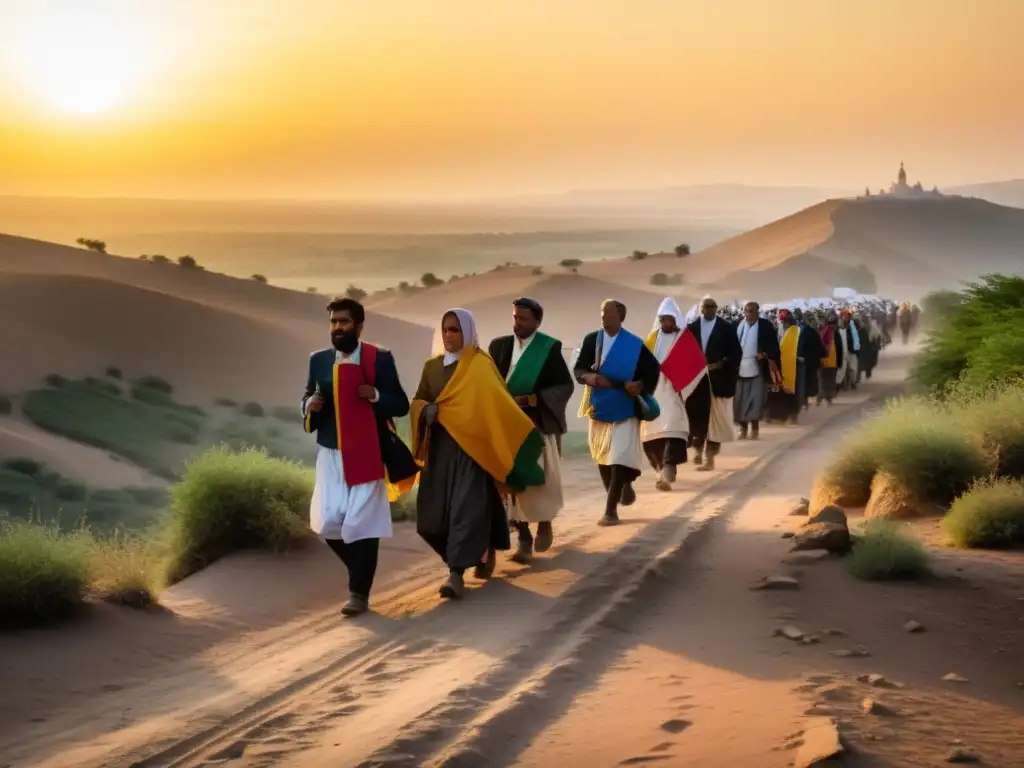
[440,571,465,599]
[473,549,496,580]
[619,483,636,506]
[662,463,677,483]
[534,522,553,553]
[341,593,369,616]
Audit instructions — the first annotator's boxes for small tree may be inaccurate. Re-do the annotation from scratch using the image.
[630,250,649,261]
[559,258,583,269]
[306,286,318,293]
[674,243,691,257]
[252,274,268,284]
[345,285,367,301]
[151,254,170,264]
[398,281,411,292]
[139,254,149,260]
[178,255,198,269]
[650,273,669,286]
[76,238,107,254]
[421,272,444,288]
[531,266,544,276]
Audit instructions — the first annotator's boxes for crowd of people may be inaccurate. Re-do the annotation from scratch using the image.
[299,292,919,615]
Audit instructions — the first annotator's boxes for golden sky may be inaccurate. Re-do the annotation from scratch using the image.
[0,0,1021,200]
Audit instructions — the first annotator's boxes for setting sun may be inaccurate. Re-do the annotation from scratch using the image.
[10,4,152,115]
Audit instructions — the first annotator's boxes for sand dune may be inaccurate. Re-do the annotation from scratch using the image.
[370,270,696,349]
[0,234,432,403]
[685,196,1024,301]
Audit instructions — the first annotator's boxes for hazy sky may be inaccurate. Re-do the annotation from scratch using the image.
[1,0,1021,200]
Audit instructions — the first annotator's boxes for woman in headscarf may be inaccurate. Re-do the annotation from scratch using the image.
[411,308,544,599]
[816,310,841,405]
[641,297,689,491]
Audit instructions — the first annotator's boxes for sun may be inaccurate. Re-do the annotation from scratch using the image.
[11,5,152,116]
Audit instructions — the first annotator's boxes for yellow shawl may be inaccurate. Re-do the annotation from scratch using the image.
[780,325,799,394]
[410,346,543,487]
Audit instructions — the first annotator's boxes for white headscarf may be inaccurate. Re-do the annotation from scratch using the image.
[650,297,684,361]
[432,307,479,365]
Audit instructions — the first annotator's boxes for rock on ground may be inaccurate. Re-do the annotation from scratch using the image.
[791,522,852,554]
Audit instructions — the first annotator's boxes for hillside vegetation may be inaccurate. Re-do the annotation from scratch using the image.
[812,274,1024,552]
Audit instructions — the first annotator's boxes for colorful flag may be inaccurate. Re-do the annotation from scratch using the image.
[660,327,707,399]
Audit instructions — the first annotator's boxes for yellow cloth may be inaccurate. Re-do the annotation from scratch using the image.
[644,330,658,351]
[410,346,537,484]
[823,337,837,369]
[780,325,799,394]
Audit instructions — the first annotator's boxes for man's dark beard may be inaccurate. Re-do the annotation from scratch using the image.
[332,331,359,354]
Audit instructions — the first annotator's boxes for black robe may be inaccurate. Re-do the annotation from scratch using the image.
[685,317,742,442]
[797,324,826,401]
[488,334,574,442]
[413,357,510,570]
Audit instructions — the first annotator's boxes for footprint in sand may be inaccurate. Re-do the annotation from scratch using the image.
[669,695,692,703]
[660,719,692,734]
[618,756,673,765]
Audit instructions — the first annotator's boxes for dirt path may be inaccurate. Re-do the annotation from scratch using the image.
[1,350,936,768]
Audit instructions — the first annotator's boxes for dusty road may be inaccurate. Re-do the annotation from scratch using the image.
[4,349,968,768]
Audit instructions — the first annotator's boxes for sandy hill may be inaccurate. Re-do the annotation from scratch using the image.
[369,270,697,349]
[0,234,432,400]
[684,197,1024,302]
[0,234,433,483]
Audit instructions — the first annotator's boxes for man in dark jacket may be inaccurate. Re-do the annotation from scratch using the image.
[302,297,418,616]
[733,301,780,439]
[489,297,574,562]
[685,296,742,472]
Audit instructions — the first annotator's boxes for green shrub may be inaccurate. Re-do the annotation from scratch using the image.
[241,401,265,418]
[0,394,12,416]
[214,416,315,465]
[54,480,88,502]
[950,384,1024,479]
[83,376,121,396]
[0,520,92,622]
[215,397,238,408]
[44,373,68,388]
[847,519,929,581]
[0,468,40,508]
[943,478,1024,549]
[821,399,986,507]
[390,487,418,522]
[160,448,313,583]
[106,366,123,379]
[22,379,203,479]
[911,275,1024,394]
[1,457,45,477]
[134,375,173,395]
[86,531,161,607]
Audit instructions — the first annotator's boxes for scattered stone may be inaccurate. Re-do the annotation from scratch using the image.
[774,625,807,641]
[821,628,847,637]
[791,522,852,555]
[904,620,925,633]
[803,706,831,717]
[817,684,852,702]
[942,673,969,683]
[752,575,800,590]
[857,673,888,686]
[794,718,845,768]
[790,498,811,516]
[801,635,821,645]
[782,531,796,539]
[806,505,848,527]
[861,697,895,716]
[831,646,871,658]
[946,746,980,763]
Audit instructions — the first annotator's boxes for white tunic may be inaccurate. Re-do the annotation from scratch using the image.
[505,332,565,522]
[304,344,392,542]
[737,321,760,378]
[641,330,688,443]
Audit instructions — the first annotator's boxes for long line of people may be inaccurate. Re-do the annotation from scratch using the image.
[299,292,917,615]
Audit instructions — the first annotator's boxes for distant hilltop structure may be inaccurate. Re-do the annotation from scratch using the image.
[862,162,945,199]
